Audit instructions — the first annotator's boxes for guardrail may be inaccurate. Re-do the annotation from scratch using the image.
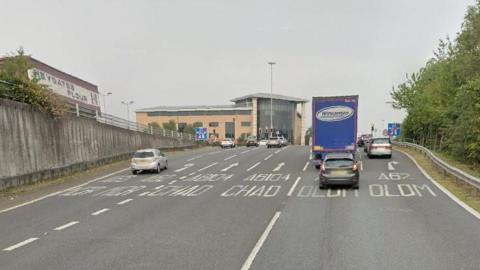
[394,140,480,195]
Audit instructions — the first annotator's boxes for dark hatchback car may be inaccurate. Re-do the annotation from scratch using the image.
[319,153,359,189]
[245,136,259,147]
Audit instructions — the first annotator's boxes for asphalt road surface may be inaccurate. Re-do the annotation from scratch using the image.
[1,146,480,270]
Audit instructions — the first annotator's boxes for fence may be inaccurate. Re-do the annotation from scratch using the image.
[394,140,480,195]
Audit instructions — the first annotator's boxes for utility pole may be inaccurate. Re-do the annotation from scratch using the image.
[101,91,112,115]
[121,101,134,129]
[268,61,276,138]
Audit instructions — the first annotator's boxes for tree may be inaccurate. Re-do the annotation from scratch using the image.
[162,120,176,131]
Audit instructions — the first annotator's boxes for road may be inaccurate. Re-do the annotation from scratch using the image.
[1,145,480,270]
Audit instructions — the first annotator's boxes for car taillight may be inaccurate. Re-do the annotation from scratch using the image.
[320,164,326,171]
[352,163,358,171]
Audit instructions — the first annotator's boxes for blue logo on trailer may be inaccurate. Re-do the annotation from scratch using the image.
[195,127,208,141]
[388,123,401,137]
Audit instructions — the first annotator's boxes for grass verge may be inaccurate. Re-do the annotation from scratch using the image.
[396,146,480,214]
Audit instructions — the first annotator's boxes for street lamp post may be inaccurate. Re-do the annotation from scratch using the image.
[121,101,134,129]
[101,91,112,115]
[268,61,276,138]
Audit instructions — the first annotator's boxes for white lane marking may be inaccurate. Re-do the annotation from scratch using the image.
[91,208,110,216]
[117,198,133,205]
[179,176,187,180]
[224,155,238,161]
[0,168,129,214]
[241,211,281,270]
[3,238,39,251]
[188,172,195,176]
[264,154,273,161]
[221,162,239,172]
[274,150,281,154]
[287,177,301,196]
[198,162,218,172]
[272,162,285,172]
[155,185,165,190]
[174,163,194,173]
[169,180,177,184]
[138,192,150,197]
[396,149,480,220]
[247,162,261,172]
[388,161,399,171]
[302,161,310,172]
[54,221,79,231]
[241,150,250,154]
[360,161,364,171]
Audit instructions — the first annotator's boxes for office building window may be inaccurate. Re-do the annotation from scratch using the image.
[241,121,251,127]
[209,122,219,127]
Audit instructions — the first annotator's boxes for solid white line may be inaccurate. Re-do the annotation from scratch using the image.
[302,161,310,172]
[396,149,480,220]
[117,198,133,205]
[287,177,301,196]
[54,221,79,231]
[0,168,130,214]
[224,155,238,161]
[3,238,39,251]
[91,208,109,216]
[198,162,218,172]
[241,211,281,270]
[247,162,261,172]
[264,154,273,161]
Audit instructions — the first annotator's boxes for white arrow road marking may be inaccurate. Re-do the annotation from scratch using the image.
[221,162,239,172]
[198,162,218,172]
[273,162,285,172]
[3,238,39,251]
[388,161,399,171]
[247,162,261,172]
[174,163,194,172]
[54,221,79,231]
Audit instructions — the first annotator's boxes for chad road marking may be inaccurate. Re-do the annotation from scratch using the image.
[388,161,399,171]
[272,162,285,172]
[54,221,79,231]
[3,238,39,252]
[221,162,239,172]
[241,211,281,270]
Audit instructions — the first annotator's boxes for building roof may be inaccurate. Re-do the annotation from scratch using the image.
[136,104,252,113]
[230,92,308,103]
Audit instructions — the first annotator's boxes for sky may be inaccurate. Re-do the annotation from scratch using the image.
[0,0,476,134]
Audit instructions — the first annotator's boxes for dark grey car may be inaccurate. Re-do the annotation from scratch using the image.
[319,153,359,189]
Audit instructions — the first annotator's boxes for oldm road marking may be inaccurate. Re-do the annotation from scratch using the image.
[241,211,281,270]
[3,238,39,252]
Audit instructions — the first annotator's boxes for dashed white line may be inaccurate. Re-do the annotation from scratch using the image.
[3,238,39,251]
[241,211,281,270]
[91,208,110,216]
[169,180,178,184]
[264,154,273,161]
[247,162,261,172]
[198,162,218,172]
[287,177,302,196]
[224,155,238,161]
[360,161,363,171]
[179,176,187,180]
[274,150,281,154]
[241,150,250,154]
[117,198,133,205]
[302,161,310,172]
[54,221,79,231]
[188,172,195,176]
[138,192,150,196]
[174,163,194,173]
[155,185,165,190]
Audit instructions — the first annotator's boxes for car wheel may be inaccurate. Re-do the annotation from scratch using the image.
[319,183,327,189]
[387,155,392,159]
[156,164,161,174]
[367,154,372,159]
[352,184,359,189]
[132,170,138,175]
[164,161,168,170]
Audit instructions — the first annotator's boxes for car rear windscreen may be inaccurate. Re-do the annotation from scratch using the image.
[325,159,354,168]
[372,138,390,144]
[134,152,154,158]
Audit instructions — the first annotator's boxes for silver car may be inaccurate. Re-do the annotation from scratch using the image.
[131,149,168,174]
[367,138,392,158]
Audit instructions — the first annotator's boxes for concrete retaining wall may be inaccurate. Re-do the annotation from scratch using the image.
[0,98,195,190]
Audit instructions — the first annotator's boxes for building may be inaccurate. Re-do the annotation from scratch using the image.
[135,93,308,145]
[0,56,101,116]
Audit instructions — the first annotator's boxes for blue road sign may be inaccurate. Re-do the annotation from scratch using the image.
[195,127,208,142]
[388,123,401,137]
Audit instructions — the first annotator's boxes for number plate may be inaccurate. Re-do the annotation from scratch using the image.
[331,170,347,176]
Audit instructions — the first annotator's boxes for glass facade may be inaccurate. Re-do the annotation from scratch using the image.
[257,98,295,141]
